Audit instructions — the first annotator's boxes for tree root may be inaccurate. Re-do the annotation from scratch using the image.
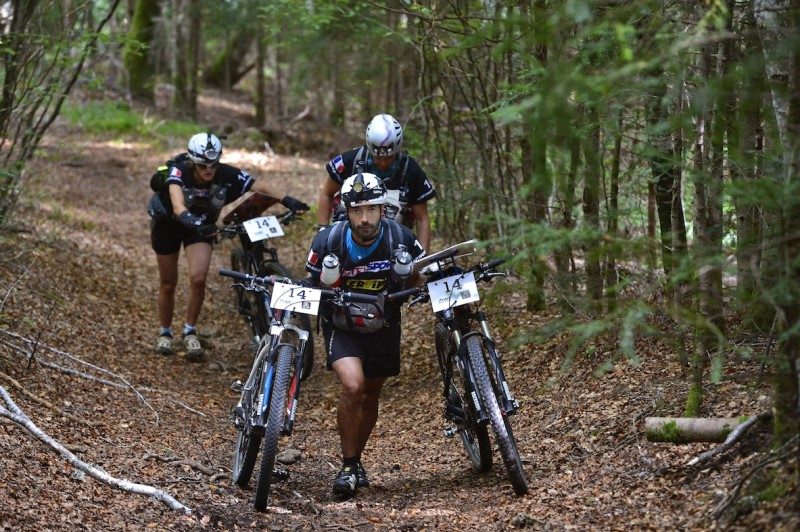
[0,385,192,514]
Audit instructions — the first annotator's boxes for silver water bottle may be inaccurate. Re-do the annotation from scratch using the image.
[392,245,413,280]
[320,253,341,286]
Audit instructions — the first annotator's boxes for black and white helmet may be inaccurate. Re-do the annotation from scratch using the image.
[341,172,387,208]
[365,114,403,157]
[187,133,222,165]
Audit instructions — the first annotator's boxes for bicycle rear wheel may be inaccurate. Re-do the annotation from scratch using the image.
[260,261,314,381]
[231,248,268,346]
[435,323,491,472]
[232,360,265,487]
[465,335,528,495]
[253,344,294,511]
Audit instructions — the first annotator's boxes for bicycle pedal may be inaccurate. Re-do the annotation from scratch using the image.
[230,405,246,430]
[272,467,289,480]
[231,379,243,393]
[443,426,459,438]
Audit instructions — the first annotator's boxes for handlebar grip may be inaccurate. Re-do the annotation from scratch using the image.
[386,286,423,302]
[344,291,380,304]
[218,269,251,281]
[484,257,507,270]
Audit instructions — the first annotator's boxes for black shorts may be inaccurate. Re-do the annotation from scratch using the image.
[322,324,401,379]
[151,217,215,255]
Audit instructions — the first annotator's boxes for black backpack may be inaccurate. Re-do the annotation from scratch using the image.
[324,218,405,260]
[149,152,191,192]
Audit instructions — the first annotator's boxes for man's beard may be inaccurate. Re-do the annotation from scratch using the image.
[353,221,379,244]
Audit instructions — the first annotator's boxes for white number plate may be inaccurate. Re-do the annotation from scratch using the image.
[243,215,284,242]
[269,282,321,316]
[427,272,480,312]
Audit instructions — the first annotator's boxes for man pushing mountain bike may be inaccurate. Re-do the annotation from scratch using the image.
[305,171,425,498]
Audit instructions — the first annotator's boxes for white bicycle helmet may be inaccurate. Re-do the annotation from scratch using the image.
[365,114,403,157]
[187,132,222,165]
[341,172,387,208]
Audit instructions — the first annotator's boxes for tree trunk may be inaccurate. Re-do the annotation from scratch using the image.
[583,106,603,308]
[773,0,800,445]
[123,0,160,101]
[735,2,765,310]
[203,30,254,89]
[645,73,678,288]
[604,109,622,312]
[645,417,755,443]
[254,20,267,126]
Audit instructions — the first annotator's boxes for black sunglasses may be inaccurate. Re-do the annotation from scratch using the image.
[196,161,218,170]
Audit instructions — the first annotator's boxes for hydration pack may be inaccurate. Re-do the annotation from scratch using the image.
[149,152,191,192]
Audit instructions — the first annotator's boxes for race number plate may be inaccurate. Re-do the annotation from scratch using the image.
[427,272,480,312]
[243,215,284,242]
[269,282,321,316]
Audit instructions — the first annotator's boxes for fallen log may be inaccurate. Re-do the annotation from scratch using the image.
[644,416,753,443]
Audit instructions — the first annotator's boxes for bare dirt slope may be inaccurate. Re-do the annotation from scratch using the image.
[0,94,793,531]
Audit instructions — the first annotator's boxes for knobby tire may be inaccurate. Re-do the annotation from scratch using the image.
[465,335,529,495]
[434,323,491,472]
[232,358,265,487]
[253,345,294,511]
[259,261,314,381]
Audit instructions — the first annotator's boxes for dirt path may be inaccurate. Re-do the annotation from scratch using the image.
[0,98,790,531]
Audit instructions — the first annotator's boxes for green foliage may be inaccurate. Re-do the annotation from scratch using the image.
[60,101,199,140]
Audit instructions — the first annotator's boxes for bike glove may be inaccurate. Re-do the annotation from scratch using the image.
[178,211,216,237]
[281,195,310,213]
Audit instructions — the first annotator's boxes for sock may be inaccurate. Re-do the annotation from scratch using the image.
[159,327,173,338]
[183,324,196,336]
[342,456,358,468]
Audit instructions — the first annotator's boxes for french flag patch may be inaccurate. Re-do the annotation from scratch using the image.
[332,155,345,176]
[170,167,182,178]
[307,250,319,266]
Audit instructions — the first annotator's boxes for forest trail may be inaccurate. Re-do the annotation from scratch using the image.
[0,94,786,531]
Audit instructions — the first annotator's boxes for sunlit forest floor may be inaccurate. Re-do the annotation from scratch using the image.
[0,91,795,530]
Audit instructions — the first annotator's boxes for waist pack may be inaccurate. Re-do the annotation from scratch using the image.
[330,301,385,334]
[147,192,170,221]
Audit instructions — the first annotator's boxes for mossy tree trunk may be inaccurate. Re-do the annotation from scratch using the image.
[123,0,160,101]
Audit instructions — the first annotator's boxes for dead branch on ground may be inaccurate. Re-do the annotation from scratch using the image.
[0,384,192,514]
[687,413,773,467]
[0,370,95,427]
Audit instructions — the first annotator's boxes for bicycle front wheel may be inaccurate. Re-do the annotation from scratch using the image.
[253,344,294,511]
[435,323,491,472]
[232,361,265,487]
[465,335,528,495]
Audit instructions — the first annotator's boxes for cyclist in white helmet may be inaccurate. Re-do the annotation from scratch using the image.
[317,114,436,250]
[306,171,425,499]
[151,132,310,361]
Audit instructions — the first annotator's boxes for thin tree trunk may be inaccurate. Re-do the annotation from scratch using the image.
[583,106,603,309]
[605,109,623,311]
[123,0,160,101]
[254,20,266,126]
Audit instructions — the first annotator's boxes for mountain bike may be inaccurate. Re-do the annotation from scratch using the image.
[219,192,313,378]
[395,241,528,495]
[220,268,391,511]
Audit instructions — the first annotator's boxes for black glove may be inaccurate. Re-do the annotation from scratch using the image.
[282,195,310,213]
[178,211,216,237]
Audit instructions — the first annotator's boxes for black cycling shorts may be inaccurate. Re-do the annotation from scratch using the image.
[322,324,401,379]
[151,217,215,255]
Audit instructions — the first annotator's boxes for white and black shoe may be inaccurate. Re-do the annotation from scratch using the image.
[332,465,357,498]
